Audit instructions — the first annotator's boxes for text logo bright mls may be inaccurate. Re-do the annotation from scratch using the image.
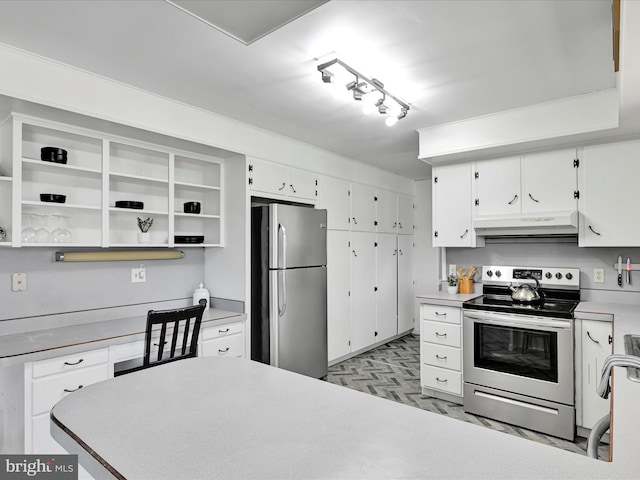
[1,455,77,479]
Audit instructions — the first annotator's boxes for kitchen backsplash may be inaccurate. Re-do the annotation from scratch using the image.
[446,239,640,303]
[0,248,206,322]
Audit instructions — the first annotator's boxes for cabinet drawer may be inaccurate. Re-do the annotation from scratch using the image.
[421,343,462,371]
[201,322,243,341]
[421,365,462,396]
[421,321,461,347]
[114,341,145,362]
[32,348,108,378]
[420,304,460,324]
[200,334,244,358]
[32,364,109,415]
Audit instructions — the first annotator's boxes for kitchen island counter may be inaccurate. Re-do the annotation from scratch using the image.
[51,357,634,480]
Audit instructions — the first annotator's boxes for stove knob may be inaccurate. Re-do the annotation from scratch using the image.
[545,272,552,279]
[555,272,563,279]
[566,272,573,280]
[495,270,502,278]
[486,270,493,277]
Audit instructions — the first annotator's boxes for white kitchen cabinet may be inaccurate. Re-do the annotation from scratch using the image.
[248,157,317,202]
[0,117,13,246]
[7,115,225,248]
[375,189,397,234]
[315,175,351,230]
[376,233,398,341]
[24,348,110,479]
[327,230,352,362]
[350,231,377,351]
[350,183,376,232]
[396,194,414,235]
[397,235,414,333]
[199,320,245,358]
[521,149,578,213]
[432,163,482,247]
[579,140,640,246]
[474,150,577,217]
[578,319,612,430]
[420,303,463,402]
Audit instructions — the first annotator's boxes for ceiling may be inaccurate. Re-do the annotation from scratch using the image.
[0,0,616,179]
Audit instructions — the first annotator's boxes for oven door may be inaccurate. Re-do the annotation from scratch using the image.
[463,310,574,405]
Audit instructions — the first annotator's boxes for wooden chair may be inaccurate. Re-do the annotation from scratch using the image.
[143,299,207,368]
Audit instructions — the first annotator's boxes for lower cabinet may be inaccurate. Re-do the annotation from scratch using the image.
[199,321,245,358]
[419,303,463,402]
[577,318,612,430]
[24,348,110,480]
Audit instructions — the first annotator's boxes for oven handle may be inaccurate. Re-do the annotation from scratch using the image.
[463,311,571,331]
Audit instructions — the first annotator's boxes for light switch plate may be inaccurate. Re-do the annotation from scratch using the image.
[131,266,146,283]
[448,264,457,276]
[12,272,27,292]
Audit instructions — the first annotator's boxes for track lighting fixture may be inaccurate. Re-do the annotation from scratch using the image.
[317,58,410,126]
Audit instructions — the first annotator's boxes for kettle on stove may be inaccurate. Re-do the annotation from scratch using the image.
[509,276,543,303]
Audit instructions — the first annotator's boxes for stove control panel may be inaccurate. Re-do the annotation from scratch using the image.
[482,266,580,288]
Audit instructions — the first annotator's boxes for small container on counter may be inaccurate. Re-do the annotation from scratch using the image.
[193,282,210,309]
[458,276,473,294]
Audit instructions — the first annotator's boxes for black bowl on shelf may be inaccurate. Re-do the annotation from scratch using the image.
[175,235,204,244]
[183,201,201,214]
[115,200,144,209]
[40,193,66,203]
[40,147,68,164]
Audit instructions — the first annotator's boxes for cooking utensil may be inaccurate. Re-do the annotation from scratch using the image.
[174,235,204,244]
[183,201,201,214]
[40,147,68,164]
[627,258,632,285]
[618,255,623,287]
[509,276,543,303]
[115,200,144,209]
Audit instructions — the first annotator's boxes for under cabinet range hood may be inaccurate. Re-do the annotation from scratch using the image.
[473,210,579,237]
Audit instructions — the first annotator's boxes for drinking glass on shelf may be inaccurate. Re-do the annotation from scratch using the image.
[52,215,72,243]
[33,214,51,243]
[21,214,37,243]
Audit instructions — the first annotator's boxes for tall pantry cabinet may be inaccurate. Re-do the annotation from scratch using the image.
[317,175,414,363]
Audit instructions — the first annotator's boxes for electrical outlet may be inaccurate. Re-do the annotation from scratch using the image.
[131,266,146,283]
[12,272,27,292]
[593,268,605,283]
[448,264,457,276]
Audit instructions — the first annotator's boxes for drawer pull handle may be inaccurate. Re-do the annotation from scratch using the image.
[218,347,230,354]
[63,359,84,366]
[63,385,83,393]
[586,331,600,344]
[435,312,447,317]
[436,377,448,383]
[435,332,447,337]
[435,355,448,360]
[218,328,230,334]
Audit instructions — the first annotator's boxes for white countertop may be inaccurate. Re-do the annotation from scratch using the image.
[0,308,245,366]
[51,357,633,480]
[416,290,481,307]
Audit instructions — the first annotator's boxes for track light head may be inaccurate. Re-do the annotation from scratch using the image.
[321,71,334,83]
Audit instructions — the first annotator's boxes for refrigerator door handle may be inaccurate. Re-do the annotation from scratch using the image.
[278,223,288,316]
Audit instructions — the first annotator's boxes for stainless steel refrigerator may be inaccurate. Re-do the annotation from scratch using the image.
[251,203,328,379]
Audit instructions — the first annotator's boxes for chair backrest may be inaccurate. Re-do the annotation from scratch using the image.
[143,299,206,368]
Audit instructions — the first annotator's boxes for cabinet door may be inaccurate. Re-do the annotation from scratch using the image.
[579,140,640,246]
[350,231,377,351]
[288,167,317,200]
[474,156,521,216]
[580,320,612,429]
[376,233,398,341]
[397,235,414,333]
[327,230,352,362]
[432,163,475,247]
[375,189,397,234]
[315,175,351,230]
[350,183,376,232]
[248,157,287,195]
[397,194,413,235]
[522,149,577,213]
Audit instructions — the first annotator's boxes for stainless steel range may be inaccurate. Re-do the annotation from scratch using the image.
[462,265,580,440]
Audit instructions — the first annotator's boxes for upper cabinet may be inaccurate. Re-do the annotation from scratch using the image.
[432,163,483,247]
[247,157,317,202]
[473,150,578,217]
[350,183,376,232]
[579,140,640,247]
[2,115,224,248]
[375,190,414,235]
[315,175,350,230]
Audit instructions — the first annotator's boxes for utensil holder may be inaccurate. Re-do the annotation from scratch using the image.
[458,276,473,294]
